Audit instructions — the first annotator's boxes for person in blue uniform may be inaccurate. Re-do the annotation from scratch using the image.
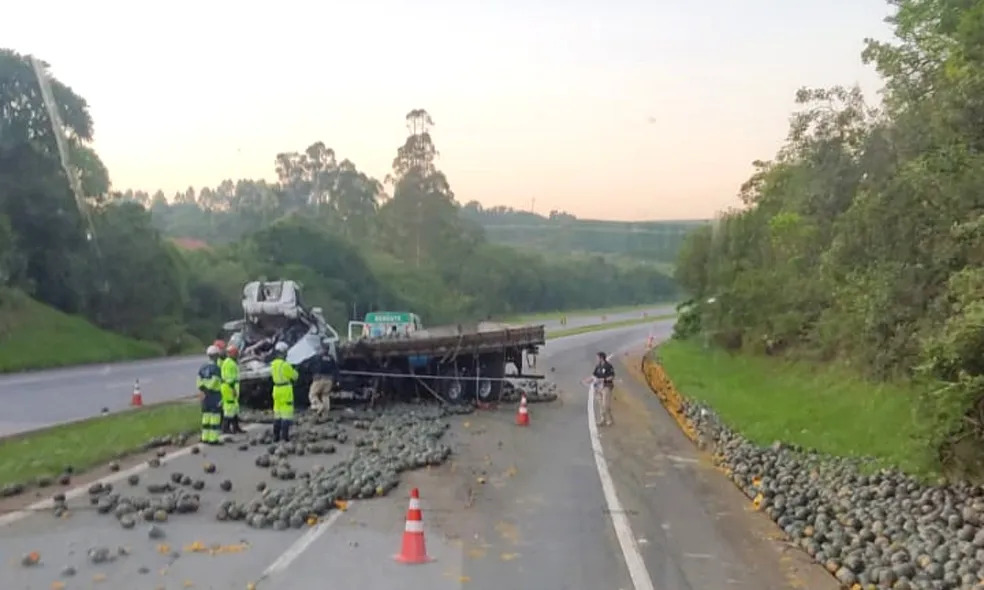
[197,345,224,445]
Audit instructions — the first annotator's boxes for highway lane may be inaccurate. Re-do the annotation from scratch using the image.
[0,318,836,590]
[0,305,673,437]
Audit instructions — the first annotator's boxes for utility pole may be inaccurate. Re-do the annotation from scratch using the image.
[531,196,535,214]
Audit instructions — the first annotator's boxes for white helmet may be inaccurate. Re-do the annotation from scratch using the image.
[206,345,220,357]
[274,341,289,353]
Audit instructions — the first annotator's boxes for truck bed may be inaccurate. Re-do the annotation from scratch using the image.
[339,323,545,360]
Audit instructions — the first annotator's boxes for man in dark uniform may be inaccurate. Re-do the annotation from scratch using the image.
[308,352,339,415]
[592,351,615,426]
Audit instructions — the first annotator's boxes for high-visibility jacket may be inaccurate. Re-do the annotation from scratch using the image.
[220,357,239,401]
[196,362,221,395]
[270,357,298,403]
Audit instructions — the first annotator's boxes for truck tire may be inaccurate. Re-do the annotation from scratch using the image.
[476,353,505,403]
[438,363,465,405]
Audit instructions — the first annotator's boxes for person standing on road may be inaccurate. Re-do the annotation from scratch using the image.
[308,353,338,416]
[592,351,616,427]
[220,345,244,434]
[197,345,224,445]
[270,341,298,442]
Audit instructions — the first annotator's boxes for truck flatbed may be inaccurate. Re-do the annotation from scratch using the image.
[339,323,545,360]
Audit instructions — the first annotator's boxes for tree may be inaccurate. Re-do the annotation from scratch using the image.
[0,49,101,312]
[378,109,474,268]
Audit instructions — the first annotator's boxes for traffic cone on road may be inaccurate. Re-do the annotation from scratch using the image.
[394,488,432,564]
[130,380,143,407]
[515,393,530,426]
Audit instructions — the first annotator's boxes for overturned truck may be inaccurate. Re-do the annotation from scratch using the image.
[225,280,546,410]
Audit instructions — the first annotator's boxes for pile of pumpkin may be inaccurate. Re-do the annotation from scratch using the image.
[60,404,464,534]
[679,399,984,589]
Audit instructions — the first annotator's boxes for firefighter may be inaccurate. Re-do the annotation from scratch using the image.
[592,351,616,427]
[221,345,244,434]
[197,345,224,445]
[270,341,298,442]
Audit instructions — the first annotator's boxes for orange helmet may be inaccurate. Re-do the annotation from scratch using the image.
[212,339,226,351]
[226,345,239,358]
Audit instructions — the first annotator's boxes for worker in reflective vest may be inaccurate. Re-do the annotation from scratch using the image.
[220,345,244,434]
[270,341,298,442]
[197,345,224,445]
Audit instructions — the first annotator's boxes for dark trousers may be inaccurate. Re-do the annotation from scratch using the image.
[272,419,291,442]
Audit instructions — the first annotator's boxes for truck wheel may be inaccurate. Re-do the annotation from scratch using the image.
[477,353,505,403]
[444,378,464,403]
[477,378,493,401]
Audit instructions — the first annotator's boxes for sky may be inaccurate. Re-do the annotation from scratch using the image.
[4,0,894,221]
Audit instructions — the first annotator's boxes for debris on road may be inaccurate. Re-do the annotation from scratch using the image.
[32,392,558,537]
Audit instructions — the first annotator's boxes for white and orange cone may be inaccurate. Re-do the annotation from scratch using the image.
[130,379,143,407]
[394,488,432,564]
[515,393,530,426]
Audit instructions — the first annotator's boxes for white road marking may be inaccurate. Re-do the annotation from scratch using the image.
[260,505,349,577]
[587,382,656,590]
[0,424,265,527]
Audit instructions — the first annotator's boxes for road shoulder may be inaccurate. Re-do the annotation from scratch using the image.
[602,352,840,590]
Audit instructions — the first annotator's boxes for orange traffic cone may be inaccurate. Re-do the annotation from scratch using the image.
[130,380,143,407]
[515,393,529,426]
[394,488,432,564]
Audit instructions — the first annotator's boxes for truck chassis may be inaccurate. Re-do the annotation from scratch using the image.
[239,324,545,410]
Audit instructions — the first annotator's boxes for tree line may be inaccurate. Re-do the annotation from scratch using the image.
[672,0,984,470]
[0,50,677,355]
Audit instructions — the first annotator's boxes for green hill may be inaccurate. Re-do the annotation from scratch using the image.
[0,288,164,373]
[459,202,708,265]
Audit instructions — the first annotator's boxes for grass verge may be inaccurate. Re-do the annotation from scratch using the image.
[550,314,675,339]
[657,339,937,477]
[0,288,164,373]
[0,402,199,488]
[506,302,675,324]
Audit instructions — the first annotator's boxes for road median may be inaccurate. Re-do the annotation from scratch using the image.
[0,401,199,495]
[549,314,675,339]
[642,340,984,589]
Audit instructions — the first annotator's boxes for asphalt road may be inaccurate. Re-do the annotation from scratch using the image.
[0,319,836,590]
[0,306,674,437]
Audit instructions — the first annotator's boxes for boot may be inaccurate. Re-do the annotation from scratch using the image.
[281,420,291,443]
[233,416,246,434]
[219,417,230,434]
[272,419,282,442]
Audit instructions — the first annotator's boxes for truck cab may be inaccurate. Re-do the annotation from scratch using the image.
[347,311,423,341]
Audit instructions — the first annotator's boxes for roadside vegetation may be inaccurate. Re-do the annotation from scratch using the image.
[0,402,199,488]
[669,0,984,480]
[657,340,936,476]
[0,51,678,374]
[0,288,163,372]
